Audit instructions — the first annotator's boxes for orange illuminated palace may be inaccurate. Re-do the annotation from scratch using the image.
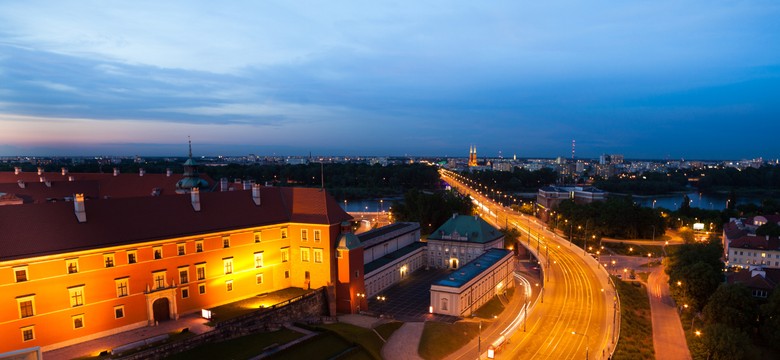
[0,183,354,353]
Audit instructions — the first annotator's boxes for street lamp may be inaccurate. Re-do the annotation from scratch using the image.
[571,331,590,360]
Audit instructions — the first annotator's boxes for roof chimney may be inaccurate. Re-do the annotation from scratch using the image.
[252,183,262,206]
[37,167,43,176]
[453,213,458,219]
[61,167,68,176]
[220,177,228,192]
[14,167,21,175]
[139,168,145,177]
[39,176,45,183]
[45,180,51,188]
[191,187,201,212]
[243,180,252,190]
[68,175,75,182]
[166,168,172,177]
[113,168,120,176]
[17,180,25,189]
[74,193,86,223]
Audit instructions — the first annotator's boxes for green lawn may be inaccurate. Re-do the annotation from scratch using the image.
[613,277,655,360]
[319,323,385,360]
[374,321,404,342]
[207,287,312,323]
[166,328,304,360]
[418,321,480,360]
[265,332,358,360]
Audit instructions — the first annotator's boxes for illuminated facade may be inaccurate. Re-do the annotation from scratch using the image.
[0,185,351,353]
[468,146,478,167]
[427,215,505,269]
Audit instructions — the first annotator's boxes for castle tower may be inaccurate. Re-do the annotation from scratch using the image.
[335,222,366,314]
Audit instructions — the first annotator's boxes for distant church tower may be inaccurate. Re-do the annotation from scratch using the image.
[468,145,478,167]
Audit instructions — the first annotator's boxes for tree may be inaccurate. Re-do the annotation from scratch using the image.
[760,288,780,350]
[693,323,755,360]
[667,239,724,312]
[702,284,758,332]
[679,228,695,244]
[680,194,692,216]
[756,222,780,237]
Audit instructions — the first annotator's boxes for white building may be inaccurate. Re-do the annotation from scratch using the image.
[426,215,505,269]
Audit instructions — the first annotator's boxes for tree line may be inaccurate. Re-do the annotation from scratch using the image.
[553,197,667,240]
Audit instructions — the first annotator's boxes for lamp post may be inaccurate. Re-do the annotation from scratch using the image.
[376,295,386,317]
[571,331,590,360]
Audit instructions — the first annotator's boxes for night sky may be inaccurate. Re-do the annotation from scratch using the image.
[1,1,779,159]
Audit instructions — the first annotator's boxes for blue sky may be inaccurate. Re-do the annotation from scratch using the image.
[1,1,779,159]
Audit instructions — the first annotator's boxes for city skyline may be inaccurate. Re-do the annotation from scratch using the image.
[1,1,779,159]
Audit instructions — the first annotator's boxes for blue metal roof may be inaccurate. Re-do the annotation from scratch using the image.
[432,248,512,288]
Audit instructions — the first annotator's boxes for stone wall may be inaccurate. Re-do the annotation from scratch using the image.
[117,288,328,360]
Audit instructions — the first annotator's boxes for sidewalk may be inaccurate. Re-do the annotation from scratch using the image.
[43,313,212,359]
[382,322,425,360]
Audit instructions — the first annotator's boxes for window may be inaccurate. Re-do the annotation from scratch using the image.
[66,258,79,274]
[441,298,448,311]
[223,236,230,248]
[153,247,163,260]
[72,314,85,329]
[115,278,129,297]
[17,296,35,318]
[301,229,308,241]
[196,263,206,280]
[177,244,185,256]
[179,268,189,284]
[196,240,204,253]
[314,230,321,242]
[69,286,85,307]
[337,250,343,259]
[354,270,359,278]
[281,228,288,239]
[14,266,28,282]
[284,270,290,279]
[127,250,137,264]
[314,248,323,263]
[226,280,233,292]
[301,247,310,262]
[254,252,264,268]
[104,253,115,268]
[281,247,290,262]
[21,326,35,342]
[198,283,206,294]
[114,305,125,319]
[182,288,189,298]
[153,271,167,289]
[223,258,233,275]
[256,273,264,285]
[254,232,261,243]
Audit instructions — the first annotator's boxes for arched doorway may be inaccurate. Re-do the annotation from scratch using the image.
[450,258,459,269]
[153,298,170,322]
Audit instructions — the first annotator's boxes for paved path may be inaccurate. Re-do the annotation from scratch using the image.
[382,322,425,360]
[647,265,692,360]
[43,313,212,359]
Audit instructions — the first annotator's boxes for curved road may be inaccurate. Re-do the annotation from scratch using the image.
[441,170,618,360]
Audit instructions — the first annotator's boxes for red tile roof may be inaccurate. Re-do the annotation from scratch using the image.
[730,235,780,250]
[0,187,351,261]
[727,268,780,290]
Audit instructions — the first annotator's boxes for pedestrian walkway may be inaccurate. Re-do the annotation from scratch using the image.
[43,313,212,359]
[647,266,692,360]
[382,322,425,360]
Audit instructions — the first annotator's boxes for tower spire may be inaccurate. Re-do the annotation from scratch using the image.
[188,136,193,159]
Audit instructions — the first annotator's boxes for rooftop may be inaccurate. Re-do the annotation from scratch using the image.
[432,248,512,288]
[364,242,426,274]
[427,215,503,244]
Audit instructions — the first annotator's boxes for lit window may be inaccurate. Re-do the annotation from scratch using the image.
[72,314,85,329]
[153,271,167,289]
[301,229,308,241]
[256,273,264,285]
[14,266,28,282]
[196,241,204,253]
[115,278,129,297]
[226,280,233,292]
[153,246,163,260]
[127,250,137,264]
[104,253,115,268]
[223,258,234,274]
[182,288,189,298]
[281,247,290,262]
[281,228,288,239]
[179,268,189,284]
[66,259,79,274]
[301,247,310,262]
[314,230,321,242]
[177,244,186,256]
[21,326,34,342]
[196,263,206,280]
[17,296,35,319]
[69,286,85,307]
[254,252,264,268]
[198,283,206,295]
[314,248,323,263]
[114,305,125,319]
[254,232,261,243]
[223,236,230,248]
